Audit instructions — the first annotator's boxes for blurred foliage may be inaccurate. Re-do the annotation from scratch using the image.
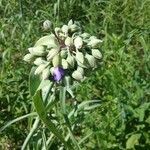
[0,0,150,149]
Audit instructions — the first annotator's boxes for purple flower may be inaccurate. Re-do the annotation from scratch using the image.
[53,67,65,82]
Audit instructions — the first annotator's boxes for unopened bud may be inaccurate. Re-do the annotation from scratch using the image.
[42,67,50,80]
[68,19,73,26]
[43,20,52,30]
[85,53,96,68]
[88,38,102,48]
[81,33,90,39]
[72,70,83,81]
[61,25,68,34]
[61,59,68,69]
[23,53,34,63]
[34,57,46,66]
[74,37,83,49]
[28,46,46,56]
[69,24,79,32]
[60,49,67,59]
[65,37,73,46]
[77,67,84,76]
[66,54,75,67]
[34,64,47,75]
[76,51,84,63]
[47,48,59,60]
[52,54,60,67]
[92,49,102,59]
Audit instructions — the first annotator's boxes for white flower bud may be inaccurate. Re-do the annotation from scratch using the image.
[61,25,68,34]
[60,49,67,59]
[42,67,50,80]
[74,37,83,49]
[23,53,34,62]
[65,37,73,46]
[88,38,102,48]
[55,27,61,35]
[77,67,84,76]
[66,54,75,67]
[76,51,84,63]
[61,59,68,69]
[34,64,47,75]
[47,48,59,60]
[34,57,46,66]
[69,24,79,32]
[52,54,60,67]
[68,19,73,26]
[92,49,102,59]
[81,33,90,39]
[28,46,46,56]
[85,53,96,68]
[72,70,83,81]
[43,20,52,30]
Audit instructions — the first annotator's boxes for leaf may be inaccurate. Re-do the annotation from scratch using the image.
[126,134,141,149]
[33,90,72,149]
[0,112,37,132]
[29,67,41,97]
[34,35,58,48]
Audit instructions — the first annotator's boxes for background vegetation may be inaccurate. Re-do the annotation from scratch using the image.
[0,0,149,149]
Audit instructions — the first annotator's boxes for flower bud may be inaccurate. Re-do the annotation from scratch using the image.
[74,37,83,49]
[76,51,84,63]
[72,70,83,81]
[60,49,67,59]
[52,54,60,67]
[28,46,46,56]
[55,27,61,36]
[68,19,73,26]
[92,49,102,59]
[81,33,90,39]
[47,48,59,60]
[61,59,68,69]
[34,57,46,66]
[65,37,73,46]
[77,66,84,76]
[34,64,47,75]
[66,54,75,67]
[85,53,96,68]
[23,53,34,63]
[69,24,79,32]
[61,25,68,34]
[42,67,50,80]
[88,38,102,48]
[43,20,52,30]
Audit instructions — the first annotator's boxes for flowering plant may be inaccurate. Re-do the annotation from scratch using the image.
[22,20,102,149]
[24,20,102,82]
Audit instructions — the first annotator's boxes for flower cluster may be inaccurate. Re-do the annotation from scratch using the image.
[23,20,102,82]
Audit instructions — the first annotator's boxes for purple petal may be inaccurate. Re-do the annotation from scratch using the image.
[53,67,65,81]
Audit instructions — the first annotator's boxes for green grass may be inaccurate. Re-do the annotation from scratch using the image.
[0,0,150,149]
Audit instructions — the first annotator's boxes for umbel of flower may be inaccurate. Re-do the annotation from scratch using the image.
[23,19,103,82]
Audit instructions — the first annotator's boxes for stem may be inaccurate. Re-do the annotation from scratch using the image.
[22,83,54,149]
[21,117,40,150]
[60,86,81,150]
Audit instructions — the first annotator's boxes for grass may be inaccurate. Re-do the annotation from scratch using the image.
[0,0,150,149]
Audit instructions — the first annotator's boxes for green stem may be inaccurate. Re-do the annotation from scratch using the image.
[21,117,40,150]
[60,86,81,150]
[22,82,54,149]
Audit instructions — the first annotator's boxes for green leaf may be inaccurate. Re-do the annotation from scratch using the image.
[29,67,41,97]
[33,90,72,149]
[0,112,37,132]
[126,134,141,149]
[34,35,58,48]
